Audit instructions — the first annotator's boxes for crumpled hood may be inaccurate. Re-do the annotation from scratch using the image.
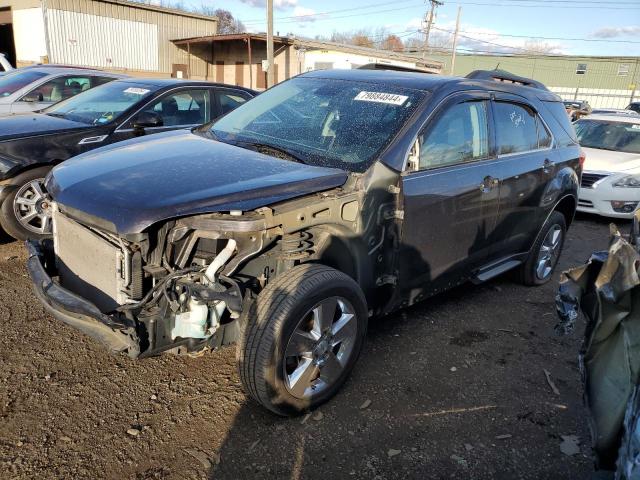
[47,130,349,234]
[0,113,89,142]
[582,147,640,174]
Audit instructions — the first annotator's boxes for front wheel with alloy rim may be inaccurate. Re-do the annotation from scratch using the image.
[0,166,53,241]
[237,264,368,416]
[519,211,567,286]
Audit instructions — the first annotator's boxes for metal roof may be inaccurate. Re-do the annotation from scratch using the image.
[87,0,218,22]
[172,33,443,73]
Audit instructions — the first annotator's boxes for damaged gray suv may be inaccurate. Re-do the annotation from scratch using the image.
[27,69,582,415]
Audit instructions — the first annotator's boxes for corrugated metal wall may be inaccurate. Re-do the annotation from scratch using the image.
[44,0,216,75]
[429,53,639,107]
[47,9,159,70]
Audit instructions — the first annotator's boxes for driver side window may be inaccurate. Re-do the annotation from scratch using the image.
[418,101,489,170]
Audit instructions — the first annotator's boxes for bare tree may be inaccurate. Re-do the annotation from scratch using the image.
[212,8,246,34]
[382,35,404,52]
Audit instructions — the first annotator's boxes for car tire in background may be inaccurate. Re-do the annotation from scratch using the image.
[519,211,567,286]
[237,264,368,416]
[0,166,53,241]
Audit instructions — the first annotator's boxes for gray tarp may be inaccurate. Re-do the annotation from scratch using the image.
[556,220,640,477]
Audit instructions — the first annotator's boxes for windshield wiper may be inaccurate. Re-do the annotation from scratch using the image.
[46,112,66,118]
[241,141,306,164]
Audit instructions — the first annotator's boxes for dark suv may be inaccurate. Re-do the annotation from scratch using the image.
[27,69,582,415]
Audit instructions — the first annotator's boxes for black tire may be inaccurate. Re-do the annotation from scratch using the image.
[0,166,52,241]
[237,264,368,416]
[519,211,567,286]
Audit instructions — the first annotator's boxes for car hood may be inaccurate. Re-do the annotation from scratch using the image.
[47,130,349,234]
[582,147,640,174]
[0,113,90,141]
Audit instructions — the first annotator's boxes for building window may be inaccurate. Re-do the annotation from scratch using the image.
[576,63,587,75]
[618,64,630,76]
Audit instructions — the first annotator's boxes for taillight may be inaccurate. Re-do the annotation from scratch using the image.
[579,148,586,169]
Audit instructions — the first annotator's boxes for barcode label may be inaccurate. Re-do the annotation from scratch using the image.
[354,91,408,106]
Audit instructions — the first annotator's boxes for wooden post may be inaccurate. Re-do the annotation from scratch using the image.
[449,7,461,75]
[248,36,253,89]
[267,0,275,88]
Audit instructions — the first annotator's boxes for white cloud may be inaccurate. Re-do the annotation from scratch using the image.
[239,0,298,10]
[293,6,317,23]
[591,26,640,38]
[401,19,566,55]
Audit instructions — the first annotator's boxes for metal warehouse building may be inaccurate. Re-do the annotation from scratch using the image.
[0,0,218,78]
[429,53,639,109]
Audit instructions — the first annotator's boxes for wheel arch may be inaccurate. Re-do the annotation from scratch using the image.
[553,194,577,228]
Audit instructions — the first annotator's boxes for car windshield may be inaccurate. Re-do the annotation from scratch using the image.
[0,70,47,97]
[575,119,640,154]
[44,81,155,125]
[210,77,425,172]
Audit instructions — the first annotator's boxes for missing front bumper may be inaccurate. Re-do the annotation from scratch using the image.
[26,240,141,358]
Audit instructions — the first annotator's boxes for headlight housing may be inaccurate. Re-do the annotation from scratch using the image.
[613,175,640,188]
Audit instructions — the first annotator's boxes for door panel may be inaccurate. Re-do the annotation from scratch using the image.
[488,96,552,258]
[399,95,501,294]
[401,160,502,292]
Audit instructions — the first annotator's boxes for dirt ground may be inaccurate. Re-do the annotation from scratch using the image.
[0,213,621,480]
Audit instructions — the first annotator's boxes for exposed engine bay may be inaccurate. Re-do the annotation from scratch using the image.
[41,167,397,359]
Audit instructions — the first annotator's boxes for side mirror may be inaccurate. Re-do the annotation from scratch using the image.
[132,111,163,131]
[22,92,44,103]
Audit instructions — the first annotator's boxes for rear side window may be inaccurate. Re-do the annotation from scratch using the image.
[419,100,489,169]
[217,90,251,115]
[542,100,578,146]
[494,102,538,154]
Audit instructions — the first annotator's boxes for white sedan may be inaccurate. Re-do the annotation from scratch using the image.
[575,114,640,219]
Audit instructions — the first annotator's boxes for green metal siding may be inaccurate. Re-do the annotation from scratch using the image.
[430,54,639,91]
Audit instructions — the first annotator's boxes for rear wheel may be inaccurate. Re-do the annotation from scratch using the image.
[237,264,368,416]
[0,167,53,241]
[519,211,566,286]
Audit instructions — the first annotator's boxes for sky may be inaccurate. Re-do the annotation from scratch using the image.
[180,0,640,57]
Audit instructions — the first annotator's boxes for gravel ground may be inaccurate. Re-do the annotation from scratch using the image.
[0,214,622,480]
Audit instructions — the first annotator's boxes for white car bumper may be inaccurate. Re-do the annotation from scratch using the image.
[578,175,640,219]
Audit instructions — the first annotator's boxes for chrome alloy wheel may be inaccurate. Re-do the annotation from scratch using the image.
[535,224,563,280]
[13,178,52,235]
[283,297,358,399]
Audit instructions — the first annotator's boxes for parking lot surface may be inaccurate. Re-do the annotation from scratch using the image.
[0,214,618,479]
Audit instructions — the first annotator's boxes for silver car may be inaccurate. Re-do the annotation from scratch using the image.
[0,67,125,116]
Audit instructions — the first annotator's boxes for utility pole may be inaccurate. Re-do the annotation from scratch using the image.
[422,0,443,59]
[449,6,461,75]
[266,0,275,88]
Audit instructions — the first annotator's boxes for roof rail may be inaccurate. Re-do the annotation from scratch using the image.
[466,69,548,91]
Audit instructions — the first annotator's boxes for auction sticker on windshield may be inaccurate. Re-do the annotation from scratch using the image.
[124,87,150,95]
[354,91,408,106]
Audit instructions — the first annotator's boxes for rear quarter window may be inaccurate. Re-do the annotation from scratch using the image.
[542,100,578,147]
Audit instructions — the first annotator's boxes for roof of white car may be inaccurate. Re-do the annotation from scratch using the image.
[583,114,640,125]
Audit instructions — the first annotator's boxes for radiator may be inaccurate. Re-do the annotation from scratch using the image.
[53,209,128,312]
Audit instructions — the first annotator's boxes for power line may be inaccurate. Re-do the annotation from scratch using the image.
[242,0,640,25]
[456,29,640,44]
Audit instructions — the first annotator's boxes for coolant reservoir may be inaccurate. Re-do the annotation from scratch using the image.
[171,298,210,340]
